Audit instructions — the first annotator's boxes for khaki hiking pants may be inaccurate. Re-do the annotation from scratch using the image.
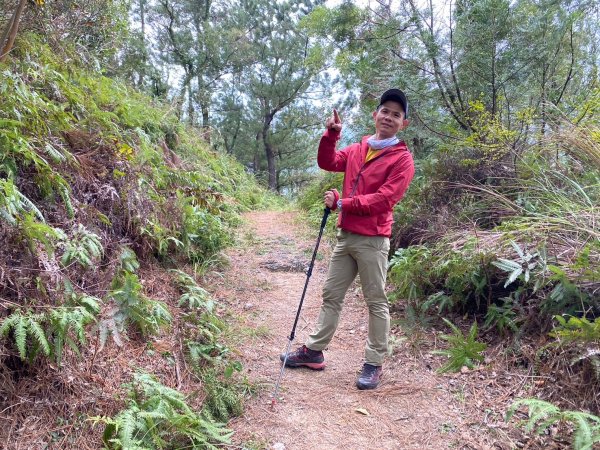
[306,229,390,366]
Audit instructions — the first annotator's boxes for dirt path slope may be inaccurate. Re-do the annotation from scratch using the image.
[211,211,505,450]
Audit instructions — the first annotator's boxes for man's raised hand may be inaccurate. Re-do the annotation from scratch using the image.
[326,109,342,132]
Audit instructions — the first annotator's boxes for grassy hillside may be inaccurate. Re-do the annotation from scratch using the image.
[0,35,272,447]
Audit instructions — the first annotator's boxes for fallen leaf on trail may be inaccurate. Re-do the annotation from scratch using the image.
[355,408,370,416]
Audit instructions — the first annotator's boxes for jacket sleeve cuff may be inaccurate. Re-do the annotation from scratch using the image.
[340,198,349,211]
[323,128,341,141]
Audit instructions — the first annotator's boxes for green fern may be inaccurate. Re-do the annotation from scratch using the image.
[118,246,140,273]
[170,269,196,287]
[26,315,50,357]
[433,319,487,373]
[551,315,600,383]
[77,294,102,315]
[0,310,50,360]
[56,178,74,219]
[201,369,243,422]
[186,340,230,372]
[60,224,103,268]
[552,315,600,343]
[101,272,171,346]
[422,291,453,315]
[0,292,100,363]
[484,298,521,335]
[92,372,232,449]
[507,398,600,449]
[19,213,66,256]
[181,307,232,374]
[0,178,45,225]
[170,269,214,311]
[48,305,97,364]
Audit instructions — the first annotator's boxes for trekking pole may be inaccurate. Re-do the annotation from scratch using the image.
[270,207,331,411]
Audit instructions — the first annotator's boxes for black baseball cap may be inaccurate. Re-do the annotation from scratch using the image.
[378,89,408,118]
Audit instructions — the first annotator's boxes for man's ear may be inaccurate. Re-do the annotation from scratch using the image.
[401,119,410,129]
[372,110,377,120]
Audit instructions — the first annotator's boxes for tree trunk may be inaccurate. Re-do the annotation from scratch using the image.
[253,150,260,174]
[257,122,277,191]
[197,78,210,142]
[0,0,28,63]
[540,64,547,144]
[265,137,277,191]
[188,83,195,126]
[137,0,146,87]
[201,102,210,142]
[140,0,146,36]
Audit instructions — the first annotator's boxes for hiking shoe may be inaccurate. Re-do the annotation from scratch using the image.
[356,363,383,390]
[279,345,325,370]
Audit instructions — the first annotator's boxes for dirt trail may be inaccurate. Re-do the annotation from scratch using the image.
[217,211,496,450]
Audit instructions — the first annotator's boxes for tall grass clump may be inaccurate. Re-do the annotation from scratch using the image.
[389,114,598,324]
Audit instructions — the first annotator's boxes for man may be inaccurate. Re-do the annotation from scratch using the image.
[280,89,415,389]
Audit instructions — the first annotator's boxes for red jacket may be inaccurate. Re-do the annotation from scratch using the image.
[318,129,415,237]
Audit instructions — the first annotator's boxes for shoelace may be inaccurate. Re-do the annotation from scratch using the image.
[362,365,378,376]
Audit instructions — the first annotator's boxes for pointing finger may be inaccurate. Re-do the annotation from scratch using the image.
[333,109,341,124]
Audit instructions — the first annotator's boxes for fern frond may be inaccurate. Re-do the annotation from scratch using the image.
[100,372,233,448]
[60,224,103,268]
[150,300,172,326]
[57,182,74,219]
[27,315,50,357]
[434,319,486,372]
[16,189,45,223]
[69,308,89,343]
[98,320,110,349]
[441,318,461,336]
[169,269,195,287]
[14,314,28,359]
[64,335,82,357]
[565,411,600,449]
[119,246,140,273]
[0,313,19,336]
[79,295,101,314]
[507,398,600,449]
[53,307,70,332]
[118,407,142,448]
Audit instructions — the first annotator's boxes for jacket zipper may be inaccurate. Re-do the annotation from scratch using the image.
[340,147,396,229]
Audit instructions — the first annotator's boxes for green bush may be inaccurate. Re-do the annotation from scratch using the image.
[171,270,215,311]
[388,242,495,317]
[1,36,271,366]
[552,316,600,344]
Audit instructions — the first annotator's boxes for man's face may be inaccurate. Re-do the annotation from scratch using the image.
[372,101,407,139]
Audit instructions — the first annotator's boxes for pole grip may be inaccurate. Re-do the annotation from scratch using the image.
[320,207,331,229]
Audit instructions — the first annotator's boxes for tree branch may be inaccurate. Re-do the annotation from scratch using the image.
[0,0,28,63]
